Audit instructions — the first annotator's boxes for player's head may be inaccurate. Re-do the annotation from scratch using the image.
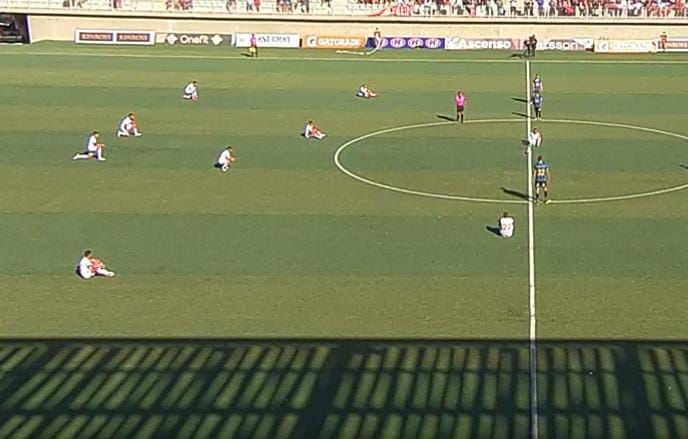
[308,120,313,124]
[92,130,99,137]
[502,211,509,218]
[128,112,135,118]
[192,80,197,85]
[537,155,543,162]
[84,249,92,257]
[533,128,538,133]
[226,146,232,151]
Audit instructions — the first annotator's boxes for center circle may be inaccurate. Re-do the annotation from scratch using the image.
[334,118,688,205]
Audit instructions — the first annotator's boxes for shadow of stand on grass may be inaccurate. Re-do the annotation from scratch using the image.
[1,337,687,439]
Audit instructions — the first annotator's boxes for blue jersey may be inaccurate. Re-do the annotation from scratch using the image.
[533,78,542,91]
[534,161,549,182]
[533,94,543,108]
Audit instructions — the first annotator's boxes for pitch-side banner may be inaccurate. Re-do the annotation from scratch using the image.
[537,38,593,51]
[594,39,657,53]
[446,37,520,50]
[661,38,688,52]
[303,35,365,49]
[365,37,445,50]
[75,29,155,45]
[234,33,300,48]
[163,33,231,46]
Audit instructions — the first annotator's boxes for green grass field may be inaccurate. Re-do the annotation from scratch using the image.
[0,42,687,438]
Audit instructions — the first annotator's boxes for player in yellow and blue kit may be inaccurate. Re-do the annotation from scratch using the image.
[533,155,550,204]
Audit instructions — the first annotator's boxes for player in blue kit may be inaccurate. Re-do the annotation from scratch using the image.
[533,155,550,204]
[532,91,543,120]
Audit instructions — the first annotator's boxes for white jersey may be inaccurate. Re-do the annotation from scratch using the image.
[77,256,93,277]
[499,217,515,237]
[119,116,133,132]
[217,149,232,165]
[528,131,542,146]
[85,135,98,152]
[184,83,197,94]
[304,123,314,138]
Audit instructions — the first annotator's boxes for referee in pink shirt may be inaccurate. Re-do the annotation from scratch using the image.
[455,91,466,123]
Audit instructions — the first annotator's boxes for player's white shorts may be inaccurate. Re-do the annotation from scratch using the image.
[500,229,514,238]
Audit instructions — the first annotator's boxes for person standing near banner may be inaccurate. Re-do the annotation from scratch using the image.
[249,33,258,57]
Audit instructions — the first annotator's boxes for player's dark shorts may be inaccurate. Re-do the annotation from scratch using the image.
[456,106,464,112]
[535,180,548,187]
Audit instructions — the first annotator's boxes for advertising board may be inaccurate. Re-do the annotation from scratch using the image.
[234,33,300,48]
[75,29,155,45]
[303,35,365,49]
[365,37,445,50]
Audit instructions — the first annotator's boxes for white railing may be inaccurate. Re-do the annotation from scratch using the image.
[1,0,686,18]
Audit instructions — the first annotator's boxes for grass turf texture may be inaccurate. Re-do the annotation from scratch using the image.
[0,42,687,438]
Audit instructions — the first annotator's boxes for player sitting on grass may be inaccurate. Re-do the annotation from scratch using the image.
[304,121,326,139]
[214,146,236,173]
[75,250,115,279]
[72,131,106,161]
[357,84,378,99]
[183,81,199,101]
[116,112,142,137]
[533,155,551,204]
[498,212,515,238]
[528,127,542,149]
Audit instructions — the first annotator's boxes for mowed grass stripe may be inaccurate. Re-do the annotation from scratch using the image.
[0,274,527,337]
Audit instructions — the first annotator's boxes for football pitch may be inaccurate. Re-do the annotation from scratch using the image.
[0,42,687,438]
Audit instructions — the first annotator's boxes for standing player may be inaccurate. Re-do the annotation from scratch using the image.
[532,91,543,120]
[532,74,543,94]
[182,80,199,101]
[249,33,258,57]
[533,155,551,204]
[498,212,515,238]
[455,91,466,123]
[116,112,142,137]
[72,131,106,161]
[373,28,383,50]
[214,146,236,173]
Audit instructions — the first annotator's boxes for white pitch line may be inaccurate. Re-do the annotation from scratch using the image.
[334,118,688,205]
[2,50,688,64]
[333,119,529,204]
[525,59,539,439]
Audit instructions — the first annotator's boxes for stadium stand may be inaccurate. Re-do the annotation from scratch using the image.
[0,0,685,16]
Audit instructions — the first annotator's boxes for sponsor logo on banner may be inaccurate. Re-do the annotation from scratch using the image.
[75,29,155,45]
[594,39,656,53]
[537,38,593,51]
[446,37,520,50]
[661,38,688,52]
[365,37,445,50]
[234,33,300,48]
[164,33,231,46]
[303,35,365,49]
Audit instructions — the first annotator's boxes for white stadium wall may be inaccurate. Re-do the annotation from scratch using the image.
[23,13,688,43]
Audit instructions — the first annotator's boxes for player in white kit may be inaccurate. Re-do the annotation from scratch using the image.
[75,250,115,279]
[304,121,326,139]
[183,81,198,101]
[116,112,142,137]
[498,212,515,238]
[214,146,236,172]
[72,131,106,161]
